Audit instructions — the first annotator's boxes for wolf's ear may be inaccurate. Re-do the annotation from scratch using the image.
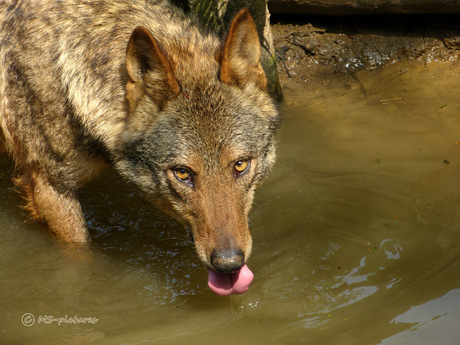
[219,9,267,90]
[126,26,180,110]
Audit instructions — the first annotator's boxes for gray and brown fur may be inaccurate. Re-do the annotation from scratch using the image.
[0,0,279,273]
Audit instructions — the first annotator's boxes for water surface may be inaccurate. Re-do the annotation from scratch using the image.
[1,61,460,344]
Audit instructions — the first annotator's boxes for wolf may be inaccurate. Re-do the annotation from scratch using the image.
[0,0,279,295]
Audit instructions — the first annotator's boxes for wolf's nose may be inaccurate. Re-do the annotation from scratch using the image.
[210,249,244,273]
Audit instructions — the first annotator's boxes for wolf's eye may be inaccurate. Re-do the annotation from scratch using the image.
[234,159,250,177]
[173,167,193,184]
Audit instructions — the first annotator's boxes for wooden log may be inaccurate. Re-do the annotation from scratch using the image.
[269,0,460,15]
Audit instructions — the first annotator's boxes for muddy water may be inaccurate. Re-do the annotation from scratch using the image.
[1,61,460,344]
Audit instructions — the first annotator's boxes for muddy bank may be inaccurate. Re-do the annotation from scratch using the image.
[271,14,460,94]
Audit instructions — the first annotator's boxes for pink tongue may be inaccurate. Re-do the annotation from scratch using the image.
[208,264,254,296]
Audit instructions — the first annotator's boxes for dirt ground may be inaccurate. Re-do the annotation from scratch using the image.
[270,14,460,95]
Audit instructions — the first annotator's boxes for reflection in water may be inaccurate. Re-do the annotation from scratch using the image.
[380,239,403,260]
[382,289,460,345]
[1,61,460,344]
[392,288,460,326]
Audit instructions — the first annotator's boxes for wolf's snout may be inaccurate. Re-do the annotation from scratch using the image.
[210,249,244,273]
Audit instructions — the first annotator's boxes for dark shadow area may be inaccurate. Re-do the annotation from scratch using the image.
[271,13,460,38]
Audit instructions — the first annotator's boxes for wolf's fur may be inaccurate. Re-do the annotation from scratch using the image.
[0,0,279,272]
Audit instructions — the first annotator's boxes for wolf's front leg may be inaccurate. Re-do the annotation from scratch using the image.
[15,169,90,243]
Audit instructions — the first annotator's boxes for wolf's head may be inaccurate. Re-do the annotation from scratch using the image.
[116,9,279,295]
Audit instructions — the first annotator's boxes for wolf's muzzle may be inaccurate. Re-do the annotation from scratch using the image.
[210,249,245,273]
